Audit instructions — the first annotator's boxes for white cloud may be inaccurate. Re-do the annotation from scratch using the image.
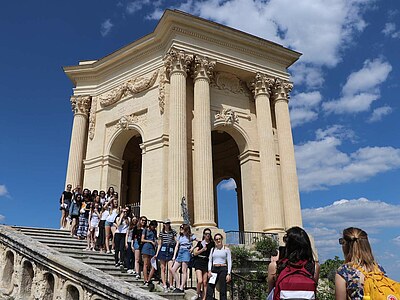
[295,126,400,191]
[382,22,400,39]
[290,91,322,127]
[393,236,400,246]
[100,19,114,37]
[368,105,393,122]
[148,0,375,69]
[0,185,8,197]
[323,58,392,114]
[218,178,237,191]
[0,214,4,222]
[303,198,400,260]
[126,0,151,14]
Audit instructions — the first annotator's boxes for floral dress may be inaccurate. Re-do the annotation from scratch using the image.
[337,264,385,300]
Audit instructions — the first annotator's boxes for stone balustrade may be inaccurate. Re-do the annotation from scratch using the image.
[0,225,165,300]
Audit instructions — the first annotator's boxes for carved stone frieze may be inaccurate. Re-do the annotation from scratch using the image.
[71,95,91,116]
[212,72,249,95]
[158,68,168,115]
[88,97,97,140]
[250,72,275,98]
[192,55,216,81]
[116,112,146,131]
[215,108,239,126]
[273,78,293,101]
[164,47,193,78]
[99,70,159,107]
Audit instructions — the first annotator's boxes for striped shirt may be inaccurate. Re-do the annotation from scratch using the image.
[159,230,177,244]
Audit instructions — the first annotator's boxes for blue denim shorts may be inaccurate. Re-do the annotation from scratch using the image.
[133,239,140,250]
[176,248,191,262]
[105,221,113,227]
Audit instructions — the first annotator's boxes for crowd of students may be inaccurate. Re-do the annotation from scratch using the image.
[60,185,394,300]
[59,184,232,300]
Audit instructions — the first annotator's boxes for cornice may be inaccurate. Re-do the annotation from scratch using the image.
[64,10,300,87]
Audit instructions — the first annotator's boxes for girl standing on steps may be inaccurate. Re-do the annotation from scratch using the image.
[69,193,82,237]
[87,202,100,251]
[59,184,73,229]
[171,223,197,293]
[155,219,177,293]
[105,197,119,254]
[193,228,214,300]
[206,233,232,300]
[141,219,158,286]
[114,208,130,267]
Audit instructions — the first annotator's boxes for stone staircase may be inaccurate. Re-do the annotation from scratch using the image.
[12,226,192,300]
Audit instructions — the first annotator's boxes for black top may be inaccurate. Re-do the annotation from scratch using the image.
[195,240,215,260]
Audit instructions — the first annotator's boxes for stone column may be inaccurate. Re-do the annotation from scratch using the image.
[192,55,216,227]
[273,79,302,228]
[65,95,91,188]
[164,48,193,224]
[251,73,285,232]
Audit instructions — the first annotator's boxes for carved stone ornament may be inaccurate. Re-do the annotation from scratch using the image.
[212,72,249,95]
[116,112,147,130]
[88,97,97,140]
[70,95,91,116]
[215,108,239,126]
[250,72,275,98]
[164,47,193,78]
[192,55,216,81]
[158,68,168,115]
[99,70,159,107]
[273,78,293,101]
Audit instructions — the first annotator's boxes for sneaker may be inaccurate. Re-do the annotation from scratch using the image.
[132,271,138,276]
[163,286,168,293]
[169,286,175,292]
[106,250,111,254]
[173,288,184,293]
[127,269,134,274]
[111,249,115,254]
[115,262,120,267]
[135,274,141,279]
[143,281,149,287]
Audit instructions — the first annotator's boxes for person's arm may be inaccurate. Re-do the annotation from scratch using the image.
[314,262,320,282]
[335,273,347,300]
[155,237,162,257]
[208,248,214,277]
[226,247,232,282]
[61,192,65,206]
[193,242,203,256]
[172,240,180,261]
[267,261,277,293]
[115,216,122,227]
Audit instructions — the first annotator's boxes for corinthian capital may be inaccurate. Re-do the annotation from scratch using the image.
[273,78,293,102]
[71,95,91,116]
[250,72,275,98]
[192,55,216,81]
[164,48,193,78]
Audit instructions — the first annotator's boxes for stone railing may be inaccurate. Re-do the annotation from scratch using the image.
[0,225,165,300]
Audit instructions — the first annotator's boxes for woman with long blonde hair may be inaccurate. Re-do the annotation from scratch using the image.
[335,227,386,300]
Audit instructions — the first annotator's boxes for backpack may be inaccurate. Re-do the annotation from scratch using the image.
[274,259,316,300]
[355,265,400,300]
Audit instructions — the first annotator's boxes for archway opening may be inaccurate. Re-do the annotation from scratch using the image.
[43,273,55,300]
[20,260,34,298]
[212,131,243,233]
[66,285,80,300]
[2,251,14,288]
[121,134,143,216]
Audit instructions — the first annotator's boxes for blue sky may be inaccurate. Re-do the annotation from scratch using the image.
[1,0,399,279]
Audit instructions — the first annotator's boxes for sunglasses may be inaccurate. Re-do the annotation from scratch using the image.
[283,235,288,243]
[339,238,346,245]
[215,238,222,241]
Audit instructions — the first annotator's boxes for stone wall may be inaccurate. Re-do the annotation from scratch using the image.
[0,225,165,300]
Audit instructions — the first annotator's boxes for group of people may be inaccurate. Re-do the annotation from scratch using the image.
[59,184,232,300]
[60,185,393,300]
[267,226,394,300]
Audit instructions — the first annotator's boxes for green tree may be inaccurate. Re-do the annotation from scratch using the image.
[320,256,344,282]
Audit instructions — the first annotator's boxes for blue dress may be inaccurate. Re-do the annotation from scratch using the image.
[141,228,157,256]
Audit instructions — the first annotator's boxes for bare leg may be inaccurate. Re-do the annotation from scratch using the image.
[196,269,203,296]
[171,261,182,289]
[134,249,141,275]
[202,271,208,300]
[143,255,150,282]
[160,260,167,287]
[168,260,174,287]
[105,226,111,252]
[180,262,188,290]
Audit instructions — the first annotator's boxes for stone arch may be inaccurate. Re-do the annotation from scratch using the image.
[65,284,81,300]
[20,260,34,299]
[2,250,14,290]
[107,124,145,159]
[211,130,244,231]
[42,272,55,300]
[212,122,251,154]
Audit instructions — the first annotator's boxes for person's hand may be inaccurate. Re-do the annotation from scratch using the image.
[208,271,212,278]
[226,274,231,283]
[125,244,128,249]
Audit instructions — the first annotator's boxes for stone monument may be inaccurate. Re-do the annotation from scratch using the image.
[63,9,303,234]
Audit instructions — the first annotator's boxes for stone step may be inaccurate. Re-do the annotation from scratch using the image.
[12,226,186,299]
